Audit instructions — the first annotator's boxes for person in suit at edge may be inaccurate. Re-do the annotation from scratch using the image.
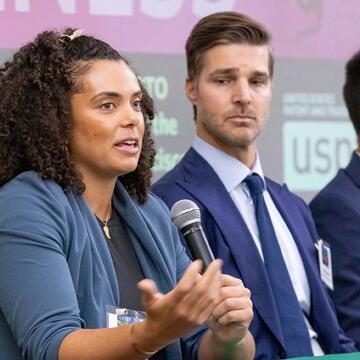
[152,11,356,359]
[310,49,360,350]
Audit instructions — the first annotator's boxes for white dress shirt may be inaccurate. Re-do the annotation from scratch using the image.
[193,135,324,355]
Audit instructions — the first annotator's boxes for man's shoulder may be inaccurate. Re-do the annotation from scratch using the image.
[152,170,196,211]
[154,163,184,187]
[319,169,348,193]
[152,165,185,202]
[311,153,360,206]
[152,149,215,212]
[310,170,360,217]
[265,177,312,220]
[265,177,303,202]
[152,148,198,194]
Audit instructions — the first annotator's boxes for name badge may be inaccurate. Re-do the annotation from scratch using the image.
[106,306,146,328]
[316,239,333,290]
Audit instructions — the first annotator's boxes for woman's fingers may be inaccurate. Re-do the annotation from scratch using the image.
[138,259,225,344]
[166,259,222,326]
[138,279,163,308]
[182,259,222,313]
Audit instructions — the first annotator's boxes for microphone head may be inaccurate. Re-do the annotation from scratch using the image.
[170,199,201,230]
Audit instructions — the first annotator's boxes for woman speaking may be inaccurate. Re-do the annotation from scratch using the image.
[0,29,254,360]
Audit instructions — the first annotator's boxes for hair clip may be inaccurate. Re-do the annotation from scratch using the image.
[59,29,84,43]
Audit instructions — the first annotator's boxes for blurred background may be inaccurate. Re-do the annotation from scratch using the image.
[1,0,359,202]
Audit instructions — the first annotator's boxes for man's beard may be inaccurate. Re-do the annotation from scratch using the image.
[201,113,261,149]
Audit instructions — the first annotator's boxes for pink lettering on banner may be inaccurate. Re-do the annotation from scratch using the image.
[0,0,359,59]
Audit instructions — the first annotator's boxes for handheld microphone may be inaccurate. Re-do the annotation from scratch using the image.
[170,199,215,271]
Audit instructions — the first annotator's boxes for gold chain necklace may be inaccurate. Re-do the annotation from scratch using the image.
[98,201,112,239]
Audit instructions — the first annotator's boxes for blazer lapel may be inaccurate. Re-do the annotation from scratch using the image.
[69,192,119,305]
[266,181,319,308]
[113,182,175,294]
[178,149,285,348]
[267,181,340,351]
[266,181,318,268]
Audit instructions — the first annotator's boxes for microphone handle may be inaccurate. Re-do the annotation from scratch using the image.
[182,222,215,272]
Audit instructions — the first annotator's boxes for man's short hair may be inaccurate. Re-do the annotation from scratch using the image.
[343,50,360,135]
[185,11,274,81]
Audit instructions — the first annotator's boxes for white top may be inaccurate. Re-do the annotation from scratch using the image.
[193,135,324,355]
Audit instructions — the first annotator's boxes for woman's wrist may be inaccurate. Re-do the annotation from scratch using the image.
[130,323,159,356]
[130,321,164,356]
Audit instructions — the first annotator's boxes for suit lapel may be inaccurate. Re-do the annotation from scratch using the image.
[266,181,317,263]
[178,149,285,347]
[266,182,323,296]
[267,181,341,351]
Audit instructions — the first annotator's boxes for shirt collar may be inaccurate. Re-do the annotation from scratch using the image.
[192,135,266,192]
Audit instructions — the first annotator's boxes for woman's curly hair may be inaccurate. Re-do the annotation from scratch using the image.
[0,29,155,204]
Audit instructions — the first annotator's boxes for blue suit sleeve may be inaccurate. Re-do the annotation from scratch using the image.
[311,193,360,349]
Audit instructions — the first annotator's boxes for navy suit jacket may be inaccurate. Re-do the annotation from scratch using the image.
[310,151,360,350]
[153,147,355,359]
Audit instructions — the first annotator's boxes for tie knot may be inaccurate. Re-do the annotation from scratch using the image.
[243,173,264,197]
